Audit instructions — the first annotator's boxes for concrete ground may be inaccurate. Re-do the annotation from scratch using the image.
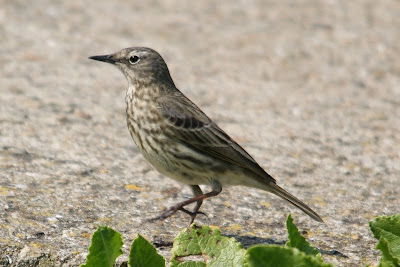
[1,0,399,266]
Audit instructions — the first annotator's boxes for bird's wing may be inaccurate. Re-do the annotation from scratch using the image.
[155,91,276,182]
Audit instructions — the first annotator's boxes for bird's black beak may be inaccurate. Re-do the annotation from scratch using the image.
[88,54,116,64]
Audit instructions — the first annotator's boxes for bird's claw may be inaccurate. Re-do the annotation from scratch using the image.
[147,205,207,224]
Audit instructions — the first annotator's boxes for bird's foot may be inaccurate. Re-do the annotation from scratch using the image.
[147,204,207,225]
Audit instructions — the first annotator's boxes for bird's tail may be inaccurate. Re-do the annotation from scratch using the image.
[266,182,324,222]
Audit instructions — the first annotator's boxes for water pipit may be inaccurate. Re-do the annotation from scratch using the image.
[89,47,323,225]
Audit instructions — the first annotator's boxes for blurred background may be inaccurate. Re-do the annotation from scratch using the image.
[1,0,399,265]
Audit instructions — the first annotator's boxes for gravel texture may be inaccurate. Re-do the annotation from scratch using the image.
[1,0,399,266]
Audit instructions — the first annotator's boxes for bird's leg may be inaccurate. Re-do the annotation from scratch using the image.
[169,185,206,224]
[150,184,222,224]
[188,185,204,225]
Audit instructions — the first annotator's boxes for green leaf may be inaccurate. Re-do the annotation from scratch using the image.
[369,214,400,266]
[129,234,165,267]
[286,214,319,256]
[247,245,332,267]
[176,262,206,267]
[170,224,247,267]
[81,226,123,267]
[376,237,398,267]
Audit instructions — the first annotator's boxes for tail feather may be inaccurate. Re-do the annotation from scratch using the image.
[267,183,324,222]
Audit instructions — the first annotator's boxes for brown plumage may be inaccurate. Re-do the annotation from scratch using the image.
[89,47,323,224]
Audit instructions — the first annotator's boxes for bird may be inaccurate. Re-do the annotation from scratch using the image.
[89,47,323,225]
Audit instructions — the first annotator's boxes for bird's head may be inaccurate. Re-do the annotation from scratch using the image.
[89,47,173,85]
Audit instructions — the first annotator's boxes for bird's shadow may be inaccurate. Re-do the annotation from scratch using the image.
[224,234,285,247]
[153,234,347,258]
[225,234,347,258]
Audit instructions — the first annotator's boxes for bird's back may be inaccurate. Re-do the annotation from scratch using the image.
[126,81,277,188]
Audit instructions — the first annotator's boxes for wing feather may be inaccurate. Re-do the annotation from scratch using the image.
[155,91,276,182]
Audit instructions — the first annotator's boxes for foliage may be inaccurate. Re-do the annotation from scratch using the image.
[81,214,334,267]
[369,214,400,267]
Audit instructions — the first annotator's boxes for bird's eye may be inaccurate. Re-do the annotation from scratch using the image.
[129,55,140,64]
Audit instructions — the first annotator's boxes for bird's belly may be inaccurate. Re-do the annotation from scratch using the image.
[149,143,214,185]
[127,124,215,185]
